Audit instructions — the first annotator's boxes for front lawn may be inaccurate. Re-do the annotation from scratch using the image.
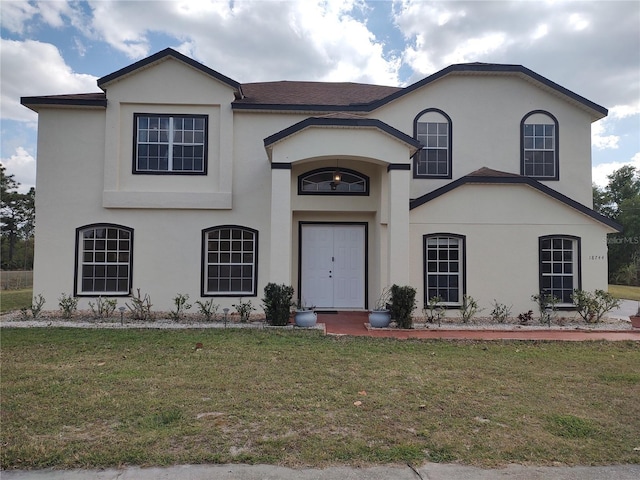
[0,288,33,313]
[1,328,639,470]
[609,284,640,301]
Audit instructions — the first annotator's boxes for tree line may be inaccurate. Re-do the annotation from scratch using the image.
[1,164,35,270]
[593,165,640,286]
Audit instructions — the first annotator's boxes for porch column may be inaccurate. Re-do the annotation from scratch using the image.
[269,164,292,285]
[387,164,411,285]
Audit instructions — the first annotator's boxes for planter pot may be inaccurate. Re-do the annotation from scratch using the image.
[369,310,391,328]
[630,316,640,329]
[295,310,317,327]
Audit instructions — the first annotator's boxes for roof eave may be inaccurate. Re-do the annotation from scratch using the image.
[20,96,107,111]
[410,174,622,231]
[97,47,241,93]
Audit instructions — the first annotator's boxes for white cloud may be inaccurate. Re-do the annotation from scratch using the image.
[0,39,100,123]
[592,153,640,188]
[0,0,38,34]
[592,120,620,150]
[0,146,36,193]
[610,102,640,120]
[77,0,399,84]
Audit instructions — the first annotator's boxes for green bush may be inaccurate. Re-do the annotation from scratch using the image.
[58,293,78,319]
[263,283,295,326]
[390,284,416,329]
[572,289,621,324]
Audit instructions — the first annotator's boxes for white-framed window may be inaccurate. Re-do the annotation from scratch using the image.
[539,236,580,305]
[414,109,452,178]
[424,234,465,305]
[134,114,207,174]
[521,111,558,179]
[203,226,257,296]
[76,224,133,295]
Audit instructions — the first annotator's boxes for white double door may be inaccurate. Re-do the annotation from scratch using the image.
[301,224,365,309]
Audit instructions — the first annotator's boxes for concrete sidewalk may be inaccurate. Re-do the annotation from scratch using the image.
[3,463,640,480]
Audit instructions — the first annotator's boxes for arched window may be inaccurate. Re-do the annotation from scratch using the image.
[521,111,559,180]
[75,224,133,295]
[298,168,369,195]
[202,225,258,296]
[414,108,452,179]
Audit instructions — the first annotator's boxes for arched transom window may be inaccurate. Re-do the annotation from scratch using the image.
[298,168,369,195]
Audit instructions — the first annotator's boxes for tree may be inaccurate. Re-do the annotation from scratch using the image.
[593,165,640,285]
[1,165,36,270]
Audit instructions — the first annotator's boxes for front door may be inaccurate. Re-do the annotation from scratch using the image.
[301,224,365,309]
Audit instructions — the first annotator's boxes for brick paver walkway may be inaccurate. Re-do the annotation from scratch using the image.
[317,311,640,341]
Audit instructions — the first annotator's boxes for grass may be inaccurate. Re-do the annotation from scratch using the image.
[1,328,639,470]
[0,288,33,313]
[609,284,640,301]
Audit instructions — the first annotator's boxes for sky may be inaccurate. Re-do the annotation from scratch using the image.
[1,0,639,193]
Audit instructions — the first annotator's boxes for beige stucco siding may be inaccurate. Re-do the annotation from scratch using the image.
[33,108,107,301]
[409,183,611,315]
[371,74,595,205]
[103,58,237,209]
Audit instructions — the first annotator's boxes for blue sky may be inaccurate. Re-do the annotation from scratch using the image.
[1,0,639,193]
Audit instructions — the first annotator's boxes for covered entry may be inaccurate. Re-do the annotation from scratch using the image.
[300,224,366,309]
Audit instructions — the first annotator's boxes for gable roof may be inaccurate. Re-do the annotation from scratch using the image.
[21,52,607,121]
[263,115,421,153]
[409,167,622,231]
[97,48,242,94]
[233,63,608,119]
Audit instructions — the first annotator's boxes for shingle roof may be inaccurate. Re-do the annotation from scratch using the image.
[237,81,401,107]
[409,167,622,231]
[20,49,608,120]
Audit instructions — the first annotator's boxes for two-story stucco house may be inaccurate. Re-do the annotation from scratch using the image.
[21,48,620,316]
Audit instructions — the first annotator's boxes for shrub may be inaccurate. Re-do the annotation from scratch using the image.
[459,295,481,323]
[126,288,153,321]
[518,310,534,325]
[169,293,192,322]
[390,284,417,329]
[424,295,445,325]
[21,293,46,319]
[490,300,511,324]
[88,296,117,319]
[262,283,295,326]
[195,299,219,322]
[233,298,255,323]
[58,293,78,319]
[531,293,560,326]
[572,289,621,324]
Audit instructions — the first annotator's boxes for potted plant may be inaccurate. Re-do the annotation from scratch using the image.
[369,286,391,328]
[294,298,317,327]
[631,302,640,329]
[262,283,295,326]
[390,284,417,329]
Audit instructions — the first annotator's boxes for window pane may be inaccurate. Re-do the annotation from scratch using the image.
[205,227,256,294]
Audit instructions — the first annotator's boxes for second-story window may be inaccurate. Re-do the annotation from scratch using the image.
[414,109,452,179]
[521,111,559,180]
[134,114,208,174]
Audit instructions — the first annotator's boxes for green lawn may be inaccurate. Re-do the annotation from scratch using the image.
[609,284,640,302]
[1,328,639,470]
[0,288,33,313]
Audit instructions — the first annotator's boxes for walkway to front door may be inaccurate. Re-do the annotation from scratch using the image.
[317,312,640,341]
